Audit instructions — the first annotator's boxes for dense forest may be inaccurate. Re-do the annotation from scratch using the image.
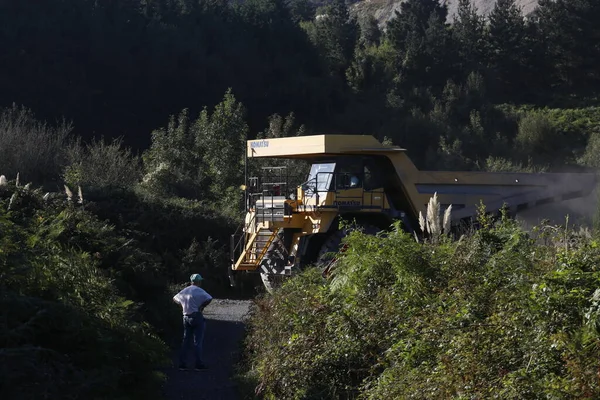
[1,0,599,168]
[1,0,600,398]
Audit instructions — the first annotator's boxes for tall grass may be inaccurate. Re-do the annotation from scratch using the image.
[0,104,71,184]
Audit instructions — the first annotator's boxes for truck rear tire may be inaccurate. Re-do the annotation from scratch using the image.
[259,230,287,294]
[260,272,285,294]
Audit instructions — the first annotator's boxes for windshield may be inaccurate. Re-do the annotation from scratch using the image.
[305,162,335,192]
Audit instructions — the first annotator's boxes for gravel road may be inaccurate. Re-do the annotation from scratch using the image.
[162,299,253,400]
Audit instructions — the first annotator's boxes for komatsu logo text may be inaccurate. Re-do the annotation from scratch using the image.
[334,200,361,206]
[251,140,269,148]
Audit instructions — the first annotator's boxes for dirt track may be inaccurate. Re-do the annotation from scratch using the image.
[162,299,252,400]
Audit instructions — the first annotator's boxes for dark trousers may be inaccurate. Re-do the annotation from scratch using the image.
[178,312,206,367]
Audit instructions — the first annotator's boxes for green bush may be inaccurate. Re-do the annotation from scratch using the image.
[63,136,141,191]
[483,155,547,173]
[0,104,71,185]
[81,187,237,293]
[498,105,600,168]
[515,110,562,164]
[545,107,600,145]
[579,130,600,168]
[0,185,171,400]
[243,211,600,399]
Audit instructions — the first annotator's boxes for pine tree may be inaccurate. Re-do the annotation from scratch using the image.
[385,0,455,90]
[286,0,315,23]
[346,14,385,94]
[536,0,600,96]
[423,12,457,88]
[452,0,486,78]
[358,14,381,47]
[307,0,359,78]
[386,0,447,52]
[485,0,528,101]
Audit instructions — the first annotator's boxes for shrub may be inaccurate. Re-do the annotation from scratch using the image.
[142,108,207,199]
[483,155,547,173]
[579,131,600,168]
[515,110,562,164]
[0,104,71,185]
[545,107,600,159]
[498,106,600,168]
[63,136,141,191]
[80,186,239,298]
[0,185,170,400]
[243,208,600,399]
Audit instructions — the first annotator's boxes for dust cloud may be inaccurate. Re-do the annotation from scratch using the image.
[514,177,599,231]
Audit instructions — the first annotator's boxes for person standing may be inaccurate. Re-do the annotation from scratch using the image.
[173,273,213,370]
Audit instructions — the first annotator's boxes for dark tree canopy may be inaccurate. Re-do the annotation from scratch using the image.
[0,0,598,163]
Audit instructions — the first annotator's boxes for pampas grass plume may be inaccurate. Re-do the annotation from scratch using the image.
[419,211,426,233]
[443,204,452,234]
[64,184,73,201]
[427,192,441,236]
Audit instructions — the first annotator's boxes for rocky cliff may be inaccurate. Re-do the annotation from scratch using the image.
[350,0,539,27]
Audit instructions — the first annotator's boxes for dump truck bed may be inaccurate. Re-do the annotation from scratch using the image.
[412,170,596,222]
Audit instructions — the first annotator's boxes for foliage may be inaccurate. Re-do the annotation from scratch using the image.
[0,104,71,185]
[495,105,600,168]
[198,89,249,213]
[83,187,239,299]
[63,136,142,190]
[0,0,329,147]
[452,0,486,78]
[514,110,562,165]
[0,184,170,400]
[142,89,248,217]
[482,156,546,173]
[243,208,600,399]
[305,0,358,79]
[385,0,452,91]
[545,107,600,141]
[536,0,600,95]
[1,0,600,176]
[580,133,600,169]
[486,0,529,101]
[287,0,316,23]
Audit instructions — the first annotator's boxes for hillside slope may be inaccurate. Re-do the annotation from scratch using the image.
[351,0,539,27]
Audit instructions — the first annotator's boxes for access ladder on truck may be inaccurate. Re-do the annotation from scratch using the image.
[230,166,292,274]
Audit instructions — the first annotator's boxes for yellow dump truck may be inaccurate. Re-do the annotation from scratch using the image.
[230,134,598,292]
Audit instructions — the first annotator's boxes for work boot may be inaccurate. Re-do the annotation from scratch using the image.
[194,363,208,371]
